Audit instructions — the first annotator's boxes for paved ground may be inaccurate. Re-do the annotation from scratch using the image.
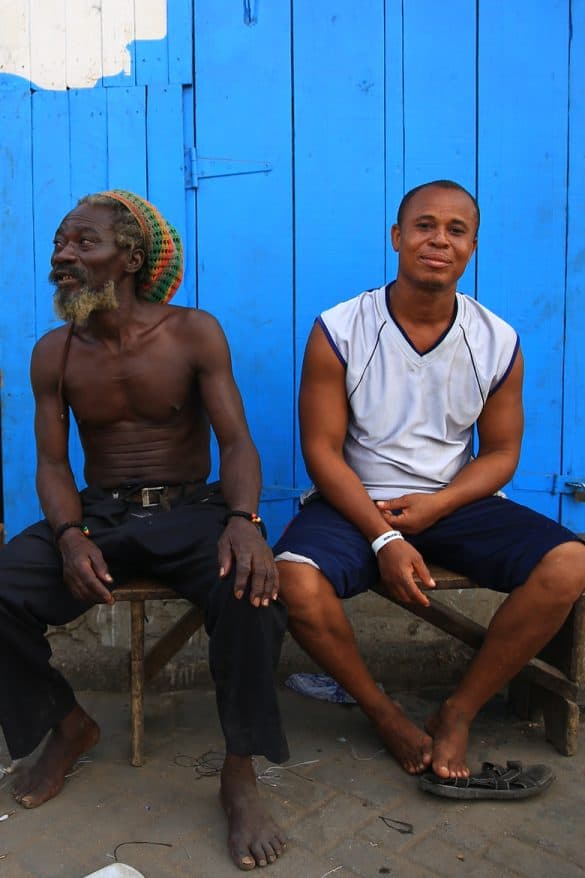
[1,684,584,878]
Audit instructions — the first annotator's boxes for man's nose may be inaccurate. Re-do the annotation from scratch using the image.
[52,242,77,262]
[430,228,449,246]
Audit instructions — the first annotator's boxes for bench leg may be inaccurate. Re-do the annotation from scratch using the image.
[130,601,145,767]
[144,606,204,682]
[540,688,580,757]
[508,679,580,756]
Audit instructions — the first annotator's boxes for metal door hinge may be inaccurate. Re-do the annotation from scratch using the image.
[184,147,271,189]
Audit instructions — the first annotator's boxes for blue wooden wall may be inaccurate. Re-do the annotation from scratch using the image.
[1,1,584,541]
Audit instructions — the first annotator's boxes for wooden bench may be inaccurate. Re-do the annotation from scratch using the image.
[111,551,585,766]
[376,560,585,756]
[111,580,204,766]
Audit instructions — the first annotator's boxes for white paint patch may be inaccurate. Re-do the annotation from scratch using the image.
[0,0,167,89]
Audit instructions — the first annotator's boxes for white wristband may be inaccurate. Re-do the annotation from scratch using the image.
[371,530,404,556]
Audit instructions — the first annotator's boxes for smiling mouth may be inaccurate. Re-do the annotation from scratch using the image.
[420,256,451,268]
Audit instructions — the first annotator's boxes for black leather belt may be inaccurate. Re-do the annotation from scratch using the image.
[111,482,206,508]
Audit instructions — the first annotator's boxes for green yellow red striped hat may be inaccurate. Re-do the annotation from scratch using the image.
[101,190,183,303]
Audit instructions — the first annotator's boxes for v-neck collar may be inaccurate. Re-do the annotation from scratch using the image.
[384,283,459,356]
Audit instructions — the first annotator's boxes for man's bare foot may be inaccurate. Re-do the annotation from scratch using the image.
[12,704,100,808]
[220,754,287,870]
[425,701,472,778]
[371,699,433,774]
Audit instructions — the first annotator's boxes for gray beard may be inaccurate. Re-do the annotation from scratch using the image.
[53,280,119,324]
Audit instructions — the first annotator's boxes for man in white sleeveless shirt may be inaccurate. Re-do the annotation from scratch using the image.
[274,180,585,783]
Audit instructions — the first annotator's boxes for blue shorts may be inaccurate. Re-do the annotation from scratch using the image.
[273,495,580,599]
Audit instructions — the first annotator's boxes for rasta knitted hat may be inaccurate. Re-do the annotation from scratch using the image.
[100,189,184,303]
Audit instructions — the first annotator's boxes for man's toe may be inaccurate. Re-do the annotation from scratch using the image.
[249,841,269,866]
[230,842,256,871]
[236,853,256,871]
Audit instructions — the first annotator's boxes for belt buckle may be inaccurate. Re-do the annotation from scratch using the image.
[141,486,165,507]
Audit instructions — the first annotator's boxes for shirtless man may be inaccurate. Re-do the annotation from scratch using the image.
[0,190,287,871]
[274,180,585,783]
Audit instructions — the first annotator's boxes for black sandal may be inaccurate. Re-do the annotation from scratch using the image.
[418,761,555,800]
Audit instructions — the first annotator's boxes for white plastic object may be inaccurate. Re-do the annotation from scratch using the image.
[82,865,145,878]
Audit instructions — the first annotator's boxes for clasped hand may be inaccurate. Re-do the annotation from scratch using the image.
[374,493,442,607]
[376,491,444,535]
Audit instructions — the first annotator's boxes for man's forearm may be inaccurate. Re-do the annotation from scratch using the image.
[37,462,83,532]
[436,449,519,517]
[306,448,390,542]
[218,440,262,513]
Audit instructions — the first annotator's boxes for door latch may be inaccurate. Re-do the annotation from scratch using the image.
[565,481,585,502]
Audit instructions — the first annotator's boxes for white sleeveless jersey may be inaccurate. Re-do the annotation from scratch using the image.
[318,285,520,499]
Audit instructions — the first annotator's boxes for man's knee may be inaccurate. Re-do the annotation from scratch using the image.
[277,559,342,624]
[278,560,325,602]
[529,540,585,604]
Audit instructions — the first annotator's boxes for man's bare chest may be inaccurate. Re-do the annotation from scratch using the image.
[64,346,196,427]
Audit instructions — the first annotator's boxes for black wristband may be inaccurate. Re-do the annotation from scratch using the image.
[224,510,267,539]
[54,521,90,544]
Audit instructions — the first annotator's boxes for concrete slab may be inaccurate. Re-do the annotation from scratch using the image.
[1,686,584,878]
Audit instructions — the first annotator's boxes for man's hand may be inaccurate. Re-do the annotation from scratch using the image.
[376,492,445,535]
[59,530,114,605]
[376,538,435,607]
[218,518,279,608]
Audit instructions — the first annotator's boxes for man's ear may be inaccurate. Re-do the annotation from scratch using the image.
[390,224,400,253]
[126,247,145,275]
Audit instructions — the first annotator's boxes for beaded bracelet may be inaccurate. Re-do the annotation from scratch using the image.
[224,510,267,539]
[54,521,90,544]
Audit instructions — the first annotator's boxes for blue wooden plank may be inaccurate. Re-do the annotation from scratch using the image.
[293,1,386,496]
[68,87,109,201]
[30,91,78,501]
[0,82,37,537]
[402,0,477,295]
[167,0,193,84]
[31,91,71,339]
[106,86,148,193]
[67,87,109,483]
[182,85,197,308]
[477,2,569,520]
[135,37,169,86]
[384,0,404,280]
[193,1,294,540]
[561,0,585,531]
[402,2,476,191]
[135,2,169,88]
[145,84,190,306]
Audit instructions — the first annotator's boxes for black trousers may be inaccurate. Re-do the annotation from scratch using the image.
[0,485,289,764]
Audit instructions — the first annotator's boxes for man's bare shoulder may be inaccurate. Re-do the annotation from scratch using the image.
[31,324,73,375]
[162,305,229,355]
[32,323,72,357]
[163,304,224,335]
[30,324,73,394]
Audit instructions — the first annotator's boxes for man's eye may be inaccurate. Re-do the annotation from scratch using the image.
[80,238,95,247]
[416,222,431,229]
[450,228,465,235]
